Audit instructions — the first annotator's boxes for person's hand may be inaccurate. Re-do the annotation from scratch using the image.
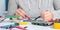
[15,8,30,20]
[40,10,53,22]
[15,8,26,19]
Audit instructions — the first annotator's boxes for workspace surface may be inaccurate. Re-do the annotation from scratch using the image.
[0,21,59,30]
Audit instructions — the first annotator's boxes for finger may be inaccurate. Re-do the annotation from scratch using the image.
[16,12,24,18]
[15,12,24,19]
[19,16,24,20]
[16,10,25,18]
[18,9,26,15]
[15,11,19,16]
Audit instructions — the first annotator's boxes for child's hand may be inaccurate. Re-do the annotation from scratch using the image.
[15,8,30,20]
[41,10,53,22]
[15,8,25,19]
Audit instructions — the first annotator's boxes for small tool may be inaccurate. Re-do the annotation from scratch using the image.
[25,15,31,20]
[34,16,41,20]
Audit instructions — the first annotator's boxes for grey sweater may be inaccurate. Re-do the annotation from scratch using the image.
[8,0,60,18]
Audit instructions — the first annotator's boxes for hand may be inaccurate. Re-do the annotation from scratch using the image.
[15,8,30,20]
[15,8,26,19]
[40,10,53,22]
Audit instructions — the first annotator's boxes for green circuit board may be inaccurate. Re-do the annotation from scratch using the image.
[5,15,19,18]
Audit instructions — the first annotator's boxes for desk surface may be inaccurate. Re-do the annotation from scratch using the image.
[0,18,60,30]
[0,22,60,30]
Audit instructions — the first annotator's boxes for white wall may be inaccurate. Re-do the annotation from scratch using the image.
[0,0,5,16]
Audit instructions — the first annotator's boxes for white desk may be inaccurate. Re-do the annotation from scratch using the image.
[0,22,60,30]
[0,18,60,30]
